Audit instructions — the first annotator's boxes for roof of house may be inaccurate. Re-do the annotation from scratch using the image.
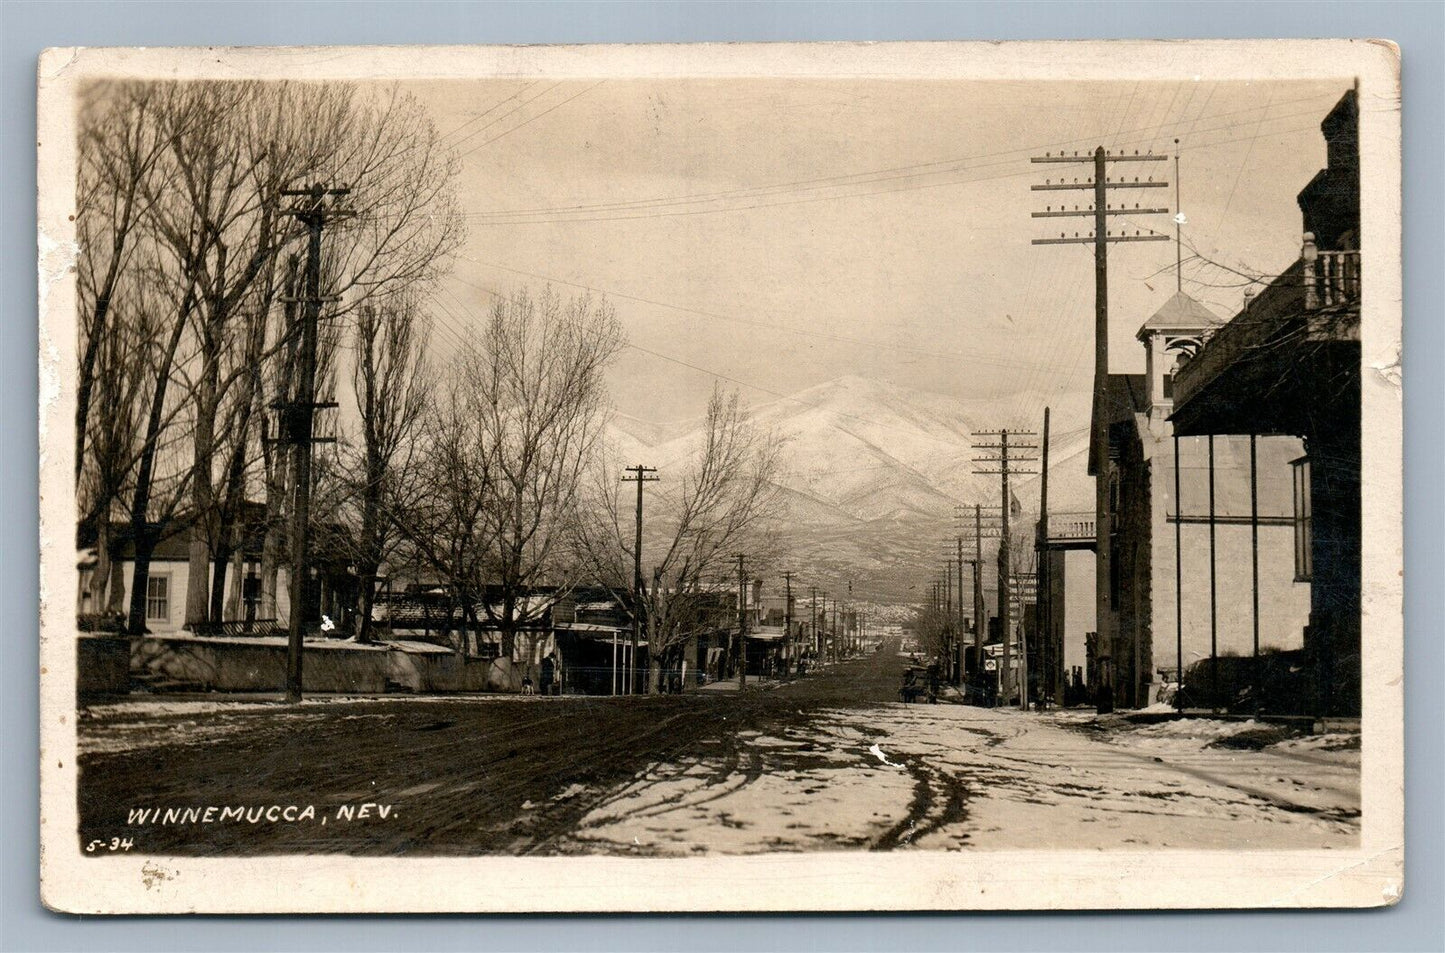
[1135,292,1224,341]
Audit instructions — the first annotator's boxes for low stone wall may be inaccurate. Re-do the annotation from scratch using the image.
[130,634,390,694]
[387,642,513,693]
[77,635,131,696]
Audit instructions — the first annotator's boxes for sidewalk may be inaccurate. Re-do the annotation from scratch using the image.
[696,676,784,693]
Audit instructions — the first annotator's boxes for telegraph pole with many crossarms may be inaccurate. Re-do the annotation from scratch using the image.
[279,183,350,703]
[1031,146,1169,713]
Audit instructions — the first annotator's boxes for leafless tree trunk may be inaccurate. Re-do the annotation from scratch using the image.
[344,296,429,642]
[75,82,168,487]
[124,269,203,636]
[390,375,493,647]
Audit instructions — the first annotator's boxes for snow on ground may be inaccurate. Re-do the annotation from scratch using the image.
[81,692,551,722]
[76,693,554,756]
[554,704,1360,855]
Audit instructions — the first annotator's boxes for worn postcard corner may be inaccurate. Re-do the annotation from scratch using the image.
[38,39,1402,914]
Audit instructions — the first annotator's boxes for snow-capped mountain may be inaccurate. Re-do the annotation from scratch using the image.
[604,376,1093,603]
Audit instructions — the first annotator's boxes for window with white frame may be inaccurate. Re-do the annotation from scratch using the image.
[146,573,170,622]
[1291,458,1313,581]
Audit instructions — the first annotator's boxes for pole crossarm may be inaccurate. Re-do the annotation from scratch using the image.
[1032,234,1171,245]
[1031,181,1168,191]
[1031,207,1170,218]
[1031,153,1168,163]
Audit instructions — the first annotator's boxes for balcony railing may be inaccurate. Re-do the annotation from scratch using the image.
[1043,511,1096,544]
[1303,239,1361,310]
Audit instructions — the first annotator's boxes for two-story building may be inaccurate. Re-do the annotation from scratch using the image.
[1089,293,1312,711]
[1171,89,1362,718]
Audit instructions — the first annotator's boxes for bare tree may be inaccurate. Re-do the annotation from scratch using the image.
[74,82,169,488]
[339,295,430,642]
[574,385,786,693]
[468,288,622,662]
[395,287,623,669]
[73,78,463,634]
[389,373,494,645]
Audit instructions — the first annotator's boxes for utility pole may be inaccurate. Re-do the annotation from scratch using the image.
[956,536,965,685]
[943,558,954,682]
[735,553,748,690]
[1037,406,1052,708]
[782,571,794,675]
[819,591,829,662]
[279,183,349,703]
[954,502,1000,685]
[974,505,985,666]
[1174,139,1184,295]
[1032,145,1170,714]
[809,586,819,664]
[975,429,1037,706]
[621,464,658,694]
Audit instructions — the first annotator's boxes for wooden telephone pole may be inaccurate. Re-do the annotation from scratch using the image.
[781,570,795,674]
[809,586,819,663]
[955,502,1000,684]
[1031,146,1170,713]
[280,183,350,703]
[735,553,748,689]
[621,464,658,694]
[975,430,1037,706]
[1036,406,1056,708]
[955,536,966,684]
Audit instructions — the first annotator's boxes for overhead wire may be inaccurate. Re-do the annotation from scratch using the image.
[448,82,562,154]
[435,81,540,147]
[452,257,1084,374]
[459,89,1342,223]
[455,81,606,161]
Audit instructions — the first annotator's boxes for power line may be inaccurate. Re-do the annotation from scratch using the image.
[436,81,540,147]
[455,81,605,161]
[449,82,562,154]
[459,92,1341,223]
[455,257,1085,373]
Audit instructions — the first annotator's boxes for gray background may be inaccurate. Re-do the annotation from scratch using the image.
[1,2,1439,951]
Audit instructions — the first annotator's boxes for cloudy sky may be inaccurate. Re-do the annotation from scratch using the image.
[404,76,1351,436]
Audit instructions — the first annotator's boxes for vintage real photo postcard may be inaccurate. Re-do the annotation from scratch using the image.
[37,40,1403,913]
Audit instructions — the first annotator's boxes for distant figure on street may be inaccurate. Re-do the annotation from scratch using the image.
[540,653,557,696]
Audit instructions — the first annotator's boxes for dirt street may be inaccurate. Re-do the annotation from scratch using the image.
[76,643,1359,857]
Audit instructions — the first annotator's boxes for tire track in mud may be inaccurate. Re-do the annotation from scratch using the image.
[871,758,971,850]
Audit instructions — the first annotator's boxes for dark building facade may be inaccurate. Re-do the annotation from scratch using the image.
[1171,89,1361,717]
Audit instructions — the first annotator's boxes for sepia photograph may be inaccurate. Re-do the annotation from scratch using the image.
[36,40,1402,913]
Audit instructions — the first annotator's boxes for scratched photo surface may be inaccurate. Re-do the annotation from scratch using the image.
[38,42,1402,913]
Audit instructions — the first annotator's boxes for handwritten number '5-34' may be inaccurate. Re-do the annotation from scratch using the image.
[86,837,134,852]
